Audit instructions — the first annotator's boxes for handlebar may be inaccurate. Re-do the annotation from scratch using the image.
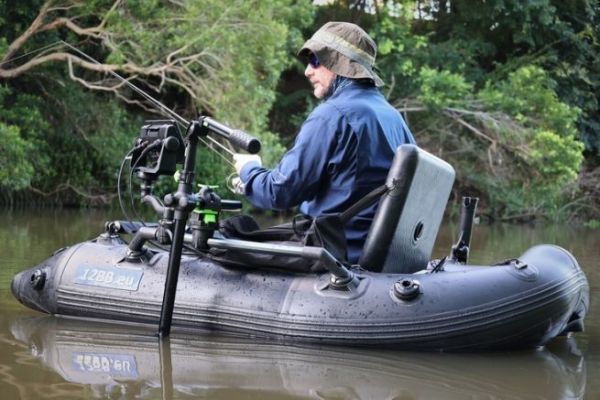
[221,199,242,211]
[199,116,261,154]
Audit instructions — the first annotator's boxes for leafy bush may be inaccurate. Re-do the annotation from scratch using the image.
[0,122,33,190]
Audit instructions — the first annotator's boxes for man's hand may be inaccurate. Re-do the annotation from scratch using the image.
[229,176,245,195]
[233,153,262,174]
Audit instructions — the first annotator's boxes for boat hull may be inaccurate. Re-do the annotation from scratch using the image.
[11,238,589,351]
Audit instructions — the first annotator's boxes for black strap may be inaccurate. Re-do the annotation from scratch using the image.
[339,178,404,224]
[339,183,388,224]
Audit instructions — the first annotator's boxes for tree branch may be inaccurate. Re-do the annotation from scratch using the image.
[38,17,105,38]
[1,0,52,63]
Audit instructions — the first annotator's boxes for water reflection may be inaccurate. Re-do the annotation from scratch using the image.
[10,316,586,400]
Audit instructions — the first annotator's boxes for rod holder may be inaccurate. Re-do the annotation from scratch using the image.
[449,197,479,264]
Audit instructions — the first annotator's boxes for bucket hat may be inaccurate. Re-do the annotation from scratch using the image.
[299,21,384,87]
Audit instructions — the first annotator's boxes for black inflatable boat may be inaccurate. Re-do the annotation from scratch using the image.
[11,118,589,351]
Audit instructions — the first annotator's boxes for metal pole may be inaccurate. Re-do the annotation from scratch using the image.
[158,217,188,337]
[157,125,200,337]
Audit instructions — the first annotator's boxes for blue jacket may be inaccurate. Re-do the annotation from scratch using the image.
[240,81,415,263]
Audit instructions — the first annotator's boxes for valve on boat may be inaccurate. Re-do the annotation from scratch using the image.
[449,196,479,264]
[393,278,420,301]
[29,269,46,291]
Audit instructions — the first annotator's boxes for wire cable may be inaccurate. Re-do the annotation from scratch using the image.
[61,40,189,126]
[127,141,163,227]
[0,40,65,67]
[117,147,138,224]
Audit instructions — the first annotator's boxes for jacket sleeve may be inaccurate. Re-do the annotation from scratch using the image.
[240,109,340,210]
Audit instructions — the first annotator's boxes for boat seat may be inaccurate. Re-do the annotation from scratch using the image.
[359,144,455,274]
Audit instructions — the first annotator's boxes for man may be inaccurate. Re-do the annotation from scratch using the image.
[233,21,415,263]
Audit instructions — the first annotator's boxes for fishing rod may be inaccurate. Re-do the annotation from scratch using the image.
[0,41,66,67]
[59,40,237,164]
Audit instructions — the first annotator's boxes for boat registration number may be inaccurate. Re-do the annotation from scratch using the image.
[72,352,138,378]
[74,265,143,291]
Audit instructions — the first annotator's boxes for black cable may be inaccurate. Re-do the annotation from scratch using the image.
[128,141,163,227]
[118,147,139,224]
[123,141,203,255]
[430,256,447,273]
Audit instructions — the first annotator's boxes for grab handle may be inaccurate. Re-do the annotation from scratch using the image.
[200,117,261,154]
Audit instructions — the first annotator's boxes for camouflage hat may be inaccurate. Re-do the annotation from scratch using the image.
[299,21,384,87]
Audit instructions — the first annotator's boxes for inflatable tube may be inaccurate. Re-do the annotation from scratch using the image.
[11,236,588,351]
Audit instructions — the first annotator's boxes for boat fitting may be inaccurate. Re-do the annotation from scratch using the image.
[394,279,420,301]
[30,269,46,291]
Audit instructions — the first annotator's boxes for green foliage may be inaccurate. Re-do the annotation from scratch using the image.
[370,12,428,98]
[422,0,599,156]
[0,122,33,190]
[480,66,581,137]
[40,79,141,193]
[417,67,473,110]
[1,0,595,223]
[475,66,584,215]
[89,0,312,139]
[585,219,600,229]
[0,0,313,205]
[0,85,44,190]
[529,130,584,188]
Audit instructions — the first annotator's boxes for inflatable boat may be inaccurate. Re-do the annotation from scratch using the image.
[10,316,586,399]
[11,118,589,351]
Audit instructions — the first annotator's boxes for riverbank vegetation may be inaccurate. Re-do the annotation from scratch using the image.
[1,0,598,224]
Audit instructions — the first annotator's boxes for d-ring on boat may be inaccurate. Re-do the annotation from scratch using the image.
[11,117,589,351]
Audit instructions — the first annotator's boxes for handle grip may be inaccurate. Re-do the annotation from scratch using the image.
[228,129,261,154]
[221,199,242,210]
[200,117,261,154]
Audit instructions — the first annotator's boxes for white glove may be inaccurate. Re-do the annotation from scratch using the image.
[233,153,262,174]
[230,176,245,195]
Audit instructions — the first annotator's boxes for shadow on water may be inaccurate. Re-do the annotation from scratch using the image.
[6,316,587,400]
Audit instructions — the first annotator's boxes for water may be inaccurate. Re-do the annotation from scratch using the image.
[1,209,598,399]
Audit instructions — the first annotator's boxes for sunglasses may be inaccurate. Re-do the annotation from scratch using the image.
[308,53,321,68]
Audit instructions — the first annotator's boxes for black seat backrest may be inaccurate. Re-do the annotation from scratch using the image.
[359,144,455,273]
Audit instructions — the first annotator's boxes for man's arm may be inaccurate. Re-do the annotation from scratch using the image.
[240,112,340,210]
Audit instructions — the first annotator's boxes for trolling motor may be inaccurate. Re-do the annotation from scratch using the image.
[449,196,479,264]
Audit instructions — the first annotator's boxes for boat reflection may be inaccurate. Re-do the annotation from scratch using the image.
[11,316,586,399]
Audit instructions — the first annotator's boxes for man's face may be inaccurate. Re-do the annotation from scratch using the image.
[305,54,336,99]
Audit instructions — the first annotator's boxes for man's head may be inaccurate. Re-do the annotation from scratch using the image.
[299,21,383,98]
[303,53,337,99]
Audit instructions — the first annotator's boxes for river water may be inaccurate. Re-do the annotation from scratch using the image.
[0,208,597,399]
